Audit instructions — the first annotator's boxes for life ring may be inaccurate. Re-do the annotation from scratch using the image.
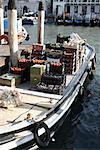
[34,121,50,148]
[0,34,9,43]
[0,34,25,44]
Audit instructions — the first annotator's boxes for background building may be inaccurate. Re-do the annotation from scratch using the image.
[3,0,50,17]
[3,0,100,19]
[53,0,100,18]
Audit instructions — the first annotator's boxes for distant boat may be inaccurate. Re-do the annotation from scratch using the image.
[83,15,91,26]
[22,12,38,25]
[64,16,73,26]
[73,15,83,26]
[56,16,64,25]
[4,18,29,43]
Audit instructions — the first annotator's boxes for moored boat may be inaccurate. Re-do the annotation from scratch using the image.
[73,15,83,26]
[56,15,64,25]
[64,16,73,26]
[0,1,96,149]
[4,18,29,43]
[22,12,38,25]
[83,15,90,27]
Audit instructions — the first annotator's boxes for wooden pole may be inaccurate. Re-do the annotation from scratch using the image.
[38,1,45,45]
[0,0,4,44]
[8,0,19,66]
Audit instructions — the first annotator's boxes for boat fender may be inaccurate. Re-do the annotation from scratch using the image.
[91,57,96,70]
[34,121,50,148]
[79,86,84,96]
[25,34,30,41]
[88,70,94,80]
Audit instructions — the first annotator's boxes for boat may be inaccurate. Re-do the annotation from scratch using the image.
[83,15,91,27]
[89,14,97,27]
[45,14,54,24]
[0,1,96,149]
[0,32,96,149]
[73,15,83,26]
[64,16,73,26]
[97,19,100,27]
[3,18,29,43]
[22,12,38,25]
[56,15,64,25]
[90,18,97,27]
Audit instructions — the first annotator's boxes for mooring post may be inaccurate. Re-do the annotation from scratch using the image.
[8,0,19,67]
[37,1,45,45]
[0,0,4,44]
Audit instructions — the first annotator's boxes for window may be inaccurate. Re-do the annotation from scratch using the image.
[91,5,95,12]
[82,5,87,15]
[74,6,78,13]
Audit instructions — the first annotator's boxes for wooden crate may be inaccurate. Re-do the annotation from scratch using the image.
[30,65,46,86]
[0,73,21,87]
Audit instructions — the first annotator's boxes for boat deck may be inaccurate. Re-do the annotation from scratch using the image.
[0,74,74,126]
[0,91,59,126]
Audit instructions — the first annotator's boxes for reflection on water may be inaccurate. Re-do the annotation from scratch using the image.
[24,25,100,150]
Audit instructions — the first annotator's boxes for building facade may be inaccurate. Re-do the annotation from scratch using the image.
[3,0,100,18]
[53,0,100,17]
[3,0,50,17]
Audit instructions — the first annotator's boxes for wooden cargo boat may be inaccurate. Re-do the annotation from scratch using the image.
[0,33,96,149]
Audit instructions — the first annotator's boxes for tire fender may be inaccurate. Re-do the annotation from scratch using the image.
[34,121,50,148]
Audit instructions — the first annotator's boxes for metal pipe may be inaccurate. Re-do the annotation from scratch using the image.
[8,0,19,66]
[0,0,4,44]
[37,1,45,45]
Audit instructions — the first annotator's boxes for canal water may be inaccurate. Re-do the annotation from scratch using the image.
[24,25,100,150]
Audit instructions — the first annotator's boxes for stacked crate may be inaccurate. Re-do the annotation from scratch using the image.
[10,67,26,82]
[50,63,62,75]
[79,44,85,65]
[62,47,77,74]
[30,64,46,86]
[20,50,30,59]
[32,44,44,59]
[18,58,31,81]
[0,56,9,75]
